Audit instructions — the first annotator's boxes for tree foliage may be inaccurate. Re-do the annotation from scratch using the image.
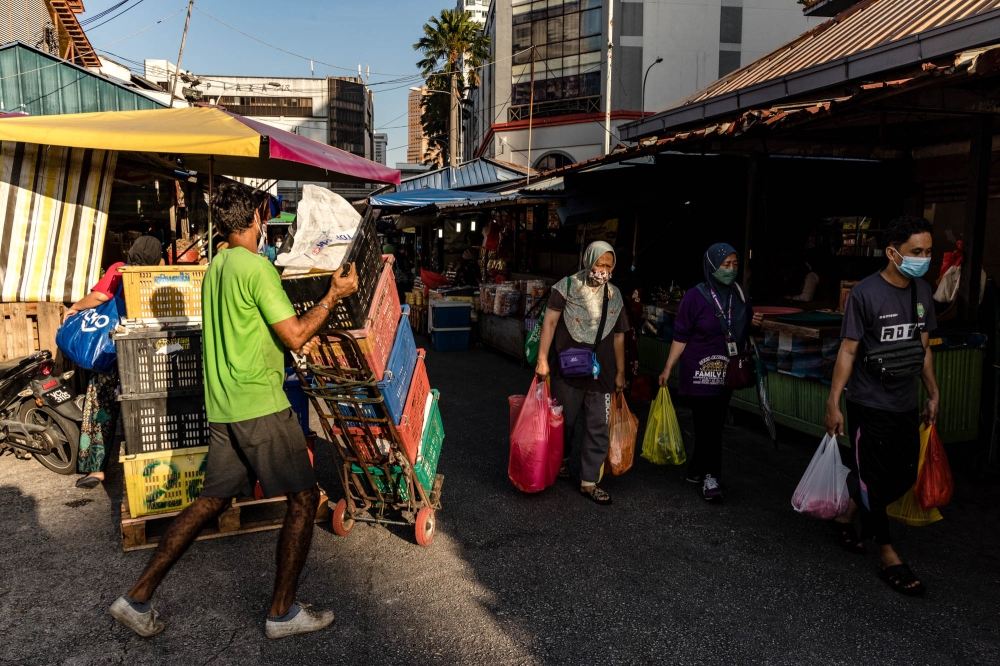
[414,9,491,166]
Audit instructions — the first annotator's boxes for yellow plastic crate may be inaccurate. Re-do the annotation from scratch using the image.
[121,265,207,323]
[120,446,209,518]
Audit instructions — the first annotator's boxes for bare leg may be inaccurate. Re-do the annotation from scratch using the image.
[127,496,232,602]
[834,498,859,524]
[269,487,320,617]
[879,544,921,590]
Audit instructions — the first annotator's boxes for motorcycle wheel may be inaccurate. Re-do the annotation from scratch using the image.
[18,402,80,475]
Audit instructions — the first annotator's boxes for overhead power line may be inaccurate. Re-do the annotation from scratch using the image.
[85,0,148,32]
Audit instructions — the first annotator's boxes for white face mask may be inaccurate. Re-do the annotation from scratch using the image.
[256,221,267,254]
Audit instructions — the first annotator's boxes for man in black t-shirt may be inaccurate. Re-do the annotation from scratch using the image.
[825,216,940,597]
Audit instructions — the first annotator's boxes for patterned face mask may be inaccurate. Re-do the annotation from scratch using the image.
[589,269,612,285]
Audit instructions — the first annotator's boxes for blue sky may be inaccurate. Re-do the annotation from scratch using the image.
[82,0,453,165]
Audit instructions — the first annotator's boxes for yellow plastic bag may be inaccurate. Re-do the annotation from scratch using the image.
[641,387,687,466]
[886,425,943,527]
[606,392,637,475]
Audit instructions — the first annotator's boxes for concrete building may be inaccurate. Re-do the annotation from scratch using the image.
[374,132,388,166]
[470,0,824,169]
[407,86,431,165]
[151,68,376,208]
[457,0,489,25]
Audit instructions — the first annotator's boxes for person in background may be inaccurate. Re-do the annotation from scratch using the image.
[455,249,482,287]
[824,216,939,597]
[790,249,822,302]
[64,236,164,489]
[658,243,763,501]
[109,182,358,639]
[263,235,278,263]
[535,241,629,505]
[275,235,284,253]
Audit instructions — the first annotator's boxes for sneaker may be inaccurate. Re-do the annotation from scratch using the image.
[702,474,723,501]
[109,596,165,638]
[265,602,335,640]
[685,474,702,484]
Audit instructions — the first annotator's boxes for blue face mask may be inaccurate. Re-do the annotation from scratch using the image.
[890,247,930,279]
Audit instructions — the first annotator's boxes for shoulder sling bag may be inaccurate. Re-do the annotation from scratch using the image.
[558,278,610,379]
[697,282,757,390]
[861,279,927,382]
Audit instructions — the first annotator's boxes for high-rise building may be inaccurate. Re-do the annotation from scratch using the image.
[471,0,824,170]
[187,72,376,208]
[456,0,489,25]
[407,86,431,164]
[374,133,388,166]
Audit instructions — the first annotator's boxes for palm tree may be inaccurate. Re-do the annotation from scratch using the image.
[414,9,491,167]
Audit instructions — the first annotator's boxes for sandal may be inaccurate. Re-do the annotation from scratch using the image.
[557,460,570,479]
[827,520,866,555]
[580,486,612,505]
[75,475,101,490]
[879,563,925,597]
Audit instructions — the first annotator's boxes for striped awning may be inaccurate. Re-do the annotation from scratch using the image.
[0,141,117,303]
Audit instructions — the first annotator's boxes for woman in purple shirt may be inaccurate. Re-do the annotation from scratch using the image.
[658,243,762,501]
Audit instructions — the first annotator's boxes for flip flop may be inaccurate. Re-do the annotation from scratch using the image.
[75,475,101,489]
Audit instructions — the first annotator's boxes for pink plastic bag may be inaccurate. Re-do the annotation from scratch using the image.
[791,434,850,520]
[509,395,525,433]
[509,378,556,493]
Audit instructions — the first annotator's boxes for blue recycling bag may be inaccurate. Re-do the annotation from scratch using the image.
[55,285,125,374]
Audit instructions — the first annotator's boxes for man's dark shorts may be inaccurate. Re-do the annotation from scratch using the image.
[201,408,314,499]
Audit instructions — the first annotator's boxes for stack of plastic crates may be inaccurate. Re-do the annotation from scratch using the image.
[113,325,210,518]
[299,327,444,547]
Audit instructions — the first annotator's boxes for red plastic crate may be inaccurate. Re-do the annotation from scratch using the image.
[348,260,401,381]
[397,352,430,465]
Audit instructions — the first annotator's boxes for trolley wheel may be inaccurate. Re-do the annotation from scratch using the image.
[332,499,354,536]
[415,507,436,547]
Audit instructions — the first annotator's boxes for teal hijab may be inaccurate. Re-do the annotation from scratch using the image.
[553,241,624,344]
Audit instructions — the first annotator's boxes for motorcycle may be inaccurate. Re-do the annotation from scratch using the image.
[0,350,84,474]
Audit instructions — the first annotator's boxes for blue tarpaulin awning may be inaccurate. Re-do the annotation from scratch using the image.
[369,188,495,210]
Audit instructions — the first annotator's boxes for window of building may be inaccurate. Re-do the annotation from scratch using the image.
[218,96,313,117]
[534,152,573,171]
[509,0,603,121]
[719,50,741,78]
[719,6,743,44]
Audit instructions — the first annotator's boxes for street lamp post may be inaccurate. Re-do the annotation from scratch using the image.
[641,56,664,118]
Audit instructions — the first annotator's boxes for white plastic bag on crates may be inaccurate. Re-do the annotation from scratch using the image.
[275,184,361,275]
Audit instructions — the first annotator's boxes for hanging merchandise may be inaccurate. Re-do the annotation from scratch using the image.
[914,424,954,510]
[524,303,547,365]
[791,434,851,520]
[56,284,125,374]
[641,387,687,466]
[509,377,556,493]
[605,393,637,475]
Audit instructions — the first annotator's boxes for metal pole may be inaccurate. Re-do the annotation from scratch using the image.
[603,0,614,155]
[449,69,458,168]
[527,46,535,183]
[207,156,214,262]
[169,0,195,109]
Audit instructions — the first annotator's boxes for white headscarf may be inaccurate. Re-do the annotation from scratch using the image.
[552,241,624,345]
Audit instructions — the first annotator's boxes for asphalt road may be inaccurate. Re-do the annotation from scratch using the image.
[2,339,1000,665]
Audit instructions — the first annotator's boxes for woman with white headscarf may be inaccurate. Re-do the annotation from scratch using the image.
[536,241,630,505]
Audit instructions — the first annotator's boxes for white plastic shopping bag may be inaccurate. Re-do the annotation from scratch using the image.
[791,434,850,520]
[275,184,361,274]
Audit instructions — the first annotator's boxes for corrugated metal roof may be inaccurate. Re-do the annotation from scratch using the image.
[685,0,1000,104]
[396,157,531,192]
[0,42,164,116]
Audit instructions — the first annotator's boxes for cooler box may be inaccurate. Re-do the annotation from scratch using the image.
[377,306,418,424]
[397,354,430,464]
[428,301,471,352]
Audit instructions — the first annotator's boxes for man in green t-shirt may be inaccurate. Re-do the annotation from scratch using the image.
[110,183,358,640]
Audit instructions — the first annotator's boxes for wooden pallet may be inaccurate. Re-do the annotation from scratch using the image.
[120,492,331,552]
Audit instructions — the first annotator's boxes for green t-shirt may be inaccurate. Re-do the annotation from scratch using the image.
[202,247,297,423]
